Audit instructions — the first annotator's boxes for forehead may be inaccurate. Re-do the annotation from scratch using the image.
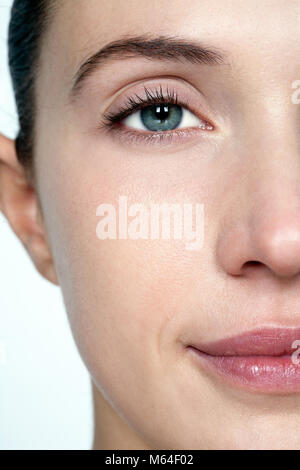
[43,0,300,79]
[51,0,299,42]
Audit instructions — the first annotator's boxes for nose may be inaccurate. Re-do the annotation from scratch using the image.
[218,209,300,278]
[217,144,300,280]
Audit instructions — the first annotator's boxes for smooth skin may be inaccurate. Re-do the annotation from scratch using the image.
[2,0,300,449]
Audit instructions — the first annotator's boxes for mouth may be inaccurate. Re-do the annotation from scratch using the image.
[187,327,300,394]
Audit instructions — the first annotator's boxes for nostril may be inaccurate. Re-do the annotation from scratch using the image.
[244,261,261,267]
[241,260,264,276]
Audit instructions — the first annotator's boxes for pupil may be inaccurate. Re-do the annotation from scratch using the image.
[155,105,169,122]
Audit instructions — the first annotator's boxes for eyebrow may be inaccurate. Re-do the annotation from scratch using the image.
[70,35,227,98]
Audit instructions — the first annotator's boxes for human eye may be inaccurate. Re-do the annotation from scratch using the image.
[99,83,215,146]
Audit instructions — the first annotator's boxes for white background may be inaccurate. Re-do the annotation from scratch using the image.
[0,1,93,449]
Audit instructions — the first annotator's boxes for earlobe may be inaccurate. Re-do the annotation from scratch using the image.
[0,133,59,286]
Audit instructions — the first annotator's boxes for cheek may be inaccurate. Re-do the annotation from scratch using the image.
[47,190,198,375]
[35,133,219,446]
[36,145,198,391]
[42,182,202,440]
[37,137,212,352]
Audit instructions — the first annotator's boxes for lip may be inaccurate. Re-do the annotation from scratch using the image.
[187,327,300,393]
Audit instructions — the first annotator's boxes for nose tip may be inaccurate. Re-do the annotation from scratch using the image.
[255,224,300,278]
[218,215,300,279]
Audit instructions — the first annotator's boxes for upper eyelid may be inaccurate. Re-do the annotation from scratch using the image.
[103,87,189,122]
[101,84,213,128]
[99,74,212,117]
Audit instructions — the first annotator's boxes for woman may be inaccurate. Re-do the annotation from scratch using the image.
[2,0,300,450]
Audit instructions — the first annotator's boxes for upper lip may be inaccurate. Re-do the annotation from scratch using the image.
[189,327,300,356]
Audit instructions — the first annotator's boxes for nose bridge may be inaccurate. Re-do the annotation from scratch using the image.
[241,79,300,184]
[247,78,297,141]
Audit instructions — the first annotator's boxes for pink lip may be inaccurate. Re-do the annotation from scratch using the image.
[187,328,300,393]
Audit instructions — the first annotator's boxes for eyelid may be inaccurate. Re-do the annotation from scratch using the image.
[98,78,217,145]
[103,86,193,126]
[101,78,215,122]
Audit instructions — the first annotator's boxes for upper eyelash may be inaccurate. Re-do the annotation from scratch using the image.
[100,84,190,129]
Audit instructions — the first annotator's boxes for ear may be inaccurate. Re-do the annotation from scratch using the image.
[0,133,58,285]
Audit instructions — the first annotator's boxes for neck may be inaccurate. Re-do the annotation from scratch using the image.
[91,380,152,450]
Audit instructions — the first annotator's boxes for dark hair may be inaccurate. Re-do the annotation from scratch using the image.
[8,0,54,173]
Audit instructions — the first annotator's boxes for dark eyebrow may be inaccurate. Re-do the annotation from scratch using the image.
[70,35,227,98]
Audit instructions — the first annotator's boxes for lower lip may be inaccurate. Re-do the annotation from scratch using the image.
[187,346,300,393]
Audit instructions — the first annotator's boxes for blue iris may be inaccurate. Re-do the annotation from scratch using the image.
[141,104,183,131]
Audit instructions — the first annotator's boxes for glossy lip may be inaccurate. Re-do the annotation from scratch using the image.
[187,328,300,394]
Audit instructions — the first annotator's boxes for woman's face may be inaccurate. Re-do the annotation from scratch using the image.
[33,0,300,449]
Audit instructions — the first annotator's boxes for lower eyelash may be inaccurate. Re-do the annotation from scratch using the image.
[101,124,209,147]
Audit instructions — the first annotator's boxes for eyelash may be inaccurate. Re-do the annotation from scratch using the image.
[99,85,214,145]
